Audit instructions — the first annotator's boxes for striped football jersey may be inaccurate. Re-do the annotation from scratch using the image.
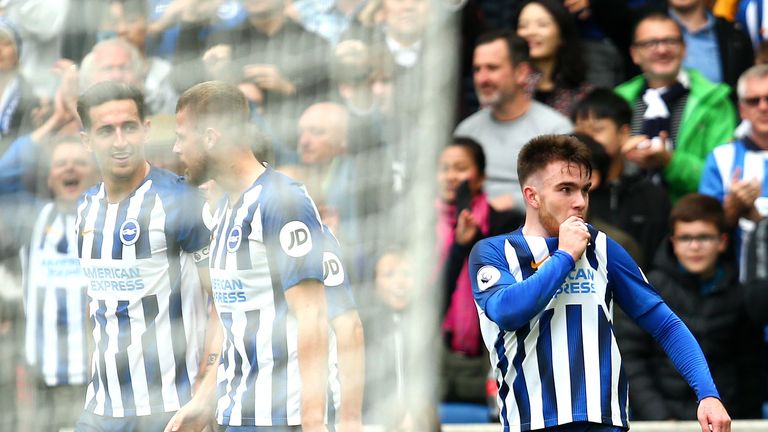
[699,138,768,275]
[470,227,666,432]
[76,167,210,417]
[24,202,89,387]
[322,227,357,424]
[209,167,324,426]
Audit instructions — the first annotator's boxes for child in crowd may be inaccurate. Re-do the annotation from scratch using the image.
[615,194,766,420]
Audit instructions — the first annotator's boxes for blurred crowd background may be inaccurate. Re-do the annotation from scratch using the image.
[3,0,768,430]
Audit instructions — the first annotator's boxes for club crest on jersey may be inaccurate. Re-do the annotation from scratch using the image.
[119,219,140,246]
[280,221,312,257]
[323,252,344,287]
[227,225,243,252]
[477,265,501,291]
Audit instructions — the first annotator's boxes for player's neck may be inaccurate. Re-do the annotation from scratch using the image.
[104,162,150,204]
[521,215,552,237]
[215,154,267,202]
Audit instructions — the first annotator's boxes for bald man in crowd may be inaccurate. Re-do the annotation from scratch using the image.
[279,102,357,242]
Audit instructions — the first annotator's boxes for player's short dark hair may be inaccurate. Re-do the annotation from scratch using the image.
[448,136,486,177]
[517,134,592,186]
[669,193,727,234]
[571,132,608,179]
[571,88,632,128]
[475,29,530,67]
[77,81,145,131]
[176,80,249,135]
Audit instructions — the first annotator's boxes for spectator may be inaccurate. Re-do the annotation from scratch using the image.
[616,11,736,202]
[360,250,437,431]
[3,0,70,97]
[700,64,768,268]
[514,0,593,116]
[145,0,247,61]
[573,88,670,269]
[101,0,179,114]
[742,216,768,325]
[287,0,365,44]
[0,137,98,431]
[756,40,768,64]
[737,0,768,50]
[79,38,143,90]
[614,193,766,420]
[668,0,753,93]
[436,137,522,406]
[455,29,572,211]
[0,18,40,155]
[330,39,397,244]
[568,0,635,87]
[279,102,358,242]
[199,0,332,146]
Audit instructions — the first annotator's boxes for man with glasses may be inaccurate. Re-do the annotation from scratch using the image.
[614,193,765,420]
[700,64,768,269]
[615,11,736,203]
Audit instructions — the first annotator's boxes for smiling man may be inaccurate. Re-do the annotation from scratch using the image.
[73,81,213,432]
[469,134,731,432]
[455,29,571,211]
[615,11,735,203]
[700,64,768,268]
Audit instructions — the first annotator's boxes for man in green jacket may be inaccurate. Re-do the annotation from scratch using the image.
[615,11,736,203]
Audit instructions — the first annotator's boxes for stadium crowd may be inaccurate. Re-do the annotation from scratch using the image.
[0,0,768,431]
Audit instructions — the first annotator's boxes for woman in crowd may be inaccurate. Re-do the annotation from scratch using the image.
[514,0,593,116]
[436,137,522,407]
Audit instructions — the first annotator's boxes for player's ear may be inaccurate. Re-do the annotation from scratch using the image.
[204,127,221,150]
[523,184,540,209]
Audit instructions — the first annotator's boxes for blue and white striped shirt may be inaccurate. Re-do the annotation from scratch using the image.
[322,227,357,424]
[470,227,719,432]
[209,167,324,427]
[700,138,768,272]
[76,166,210,417]
[24,202,89,387]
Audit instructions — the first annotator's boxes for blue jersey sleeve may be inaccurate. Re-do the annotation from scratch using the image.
[608,237,720,401]
[323,228,356,321]
[607,237,664,319]
[634,303,720,401]
[470,237,575,331]
[171,180,211,260]
[698,151,726,202]
[261,182,324,291]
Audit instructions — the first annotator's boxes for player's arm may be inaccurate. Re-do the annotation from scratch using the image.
[608,238,731,432]
[165,265,222,432]
[470,245,573,331]
[286,278,329,432]
[331,310,365,432]
[470,217,589,331]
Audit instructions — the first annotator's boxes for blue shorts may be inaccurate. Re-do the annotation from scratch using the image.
[74,410,176,432]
